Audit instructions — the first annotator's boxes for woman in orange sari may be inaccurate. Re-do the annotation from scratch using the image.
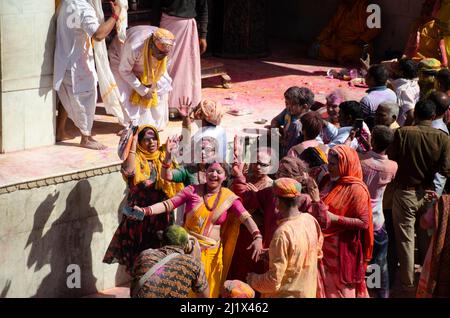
[133,162,264,298]
[417,194,450,298]
[309,0,380,64]
[306,145,373,298]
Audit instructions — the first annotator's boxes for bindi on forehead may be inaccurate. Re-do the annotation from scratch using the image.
[143,130,157,140]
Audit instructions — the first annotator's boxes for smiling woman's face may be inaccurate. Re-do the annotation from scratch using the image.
[206,164,226,189]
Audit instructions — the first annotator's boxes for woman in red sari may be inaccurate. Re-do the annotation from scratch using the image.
[306,145,373,298]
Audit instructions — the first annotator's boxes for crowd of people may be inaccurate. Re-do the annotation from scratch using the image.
[53,0,450,298]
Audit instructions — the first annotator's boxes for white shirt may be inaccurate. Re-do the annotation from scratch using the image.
[390,78,420,126]
[117,26,172,98]
[54,0,100,94]
[323,121,371,151]
[432,119,449,196]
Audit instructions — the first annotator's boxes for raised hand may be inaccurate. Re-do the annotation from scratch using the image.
[305,177,320,203]
[110,1,122,17]
[166,135,180,154]
[177,96,193,118]
[131,128,138,151]
[232,135,245,177]
[246,183,259,192]
[233,134,244,163]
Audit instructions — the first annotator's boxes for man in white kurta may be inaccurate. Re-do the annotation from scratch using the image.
[54,0,120,149]
[109,26,174,130]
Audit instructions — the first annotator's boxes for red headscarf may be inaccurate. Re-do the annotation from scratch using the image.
[323,145,374,282]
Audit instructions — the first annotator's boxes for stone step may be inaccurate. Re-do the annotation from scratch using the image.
[84,286,130,298]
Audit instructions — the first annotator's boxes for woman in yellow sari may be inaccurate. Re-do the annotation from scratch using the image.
[405,0,450,68]
[103,125,184,273]
[134,162,264,298]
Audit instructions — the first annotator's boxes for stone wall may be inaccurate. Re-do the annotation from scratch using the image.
[0,0,56,152]
[0,167,130,298]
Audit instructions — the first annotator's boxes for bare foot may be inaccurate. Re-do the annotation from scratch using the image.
[56,131,71,142]
[117,128,126,136]
[80,137,107,150]
[360,54,371,70]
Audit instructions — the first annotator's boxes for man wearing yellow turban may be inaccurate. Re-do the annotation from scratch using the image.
[109,26,175,131]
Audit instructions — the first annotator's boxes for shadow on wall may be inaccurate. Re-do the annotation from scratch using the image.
[114,195,131,288]
[25,180,103,297]
[39,12,56,99]
[0,280,12,298]
[43,7,57,140]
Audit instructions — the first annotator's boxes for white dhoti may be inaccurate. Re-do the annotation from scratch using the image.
[160,13,202,111]
[123,91,169,129]
[109,28,172,130]
[57,71,97,136]
[110,58,171,130]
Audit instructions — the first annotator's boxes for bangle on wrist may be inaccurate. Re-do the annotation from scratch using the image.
[252,230,262,241]
[143,207,152,216]
[253,235,263,241]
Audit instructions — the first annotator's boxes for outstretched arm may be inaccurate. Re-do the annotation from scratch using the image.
[134,187,193,217]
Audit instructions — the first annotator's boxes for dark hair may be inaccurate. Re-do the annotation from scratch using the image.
[437,68,450,92]
[414,99,436,120]
[300,111,323,139]
[162,225,189,247]
[277,196,298,208]
[428,91,450,117]
[339,101,363,120]
[276,156,308,183]
[371,125,394,152]
[284,86,315,108]
[368,64,389,86]
[299,147,327,168]
[398,58,418,79]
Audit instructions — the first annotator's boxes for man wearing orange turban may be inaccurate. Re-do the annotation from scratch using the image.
[247,178,323,298]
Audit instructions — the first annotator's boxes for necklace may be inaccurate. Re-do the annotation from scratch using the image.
[203,184,222,212]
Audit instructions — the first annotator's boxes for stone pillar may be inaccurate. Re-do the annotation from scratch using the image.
[0,0,56,153]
